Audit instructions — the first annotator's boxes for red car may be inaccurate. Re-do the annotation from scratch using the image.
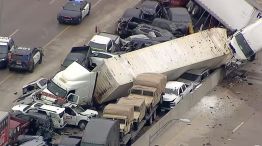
[158,0,189,7]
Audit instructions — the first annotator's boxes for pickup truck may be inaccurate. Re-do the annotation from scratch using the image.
[87,32,121,53]
[63,103,98,130]
[61,46,92,71]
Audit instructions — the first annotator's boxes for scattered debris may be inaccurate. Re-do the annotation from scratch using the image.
[248,82,253,85]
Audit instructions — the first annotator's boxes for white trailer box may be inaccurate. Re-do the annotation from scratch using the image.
[93,28,232,104]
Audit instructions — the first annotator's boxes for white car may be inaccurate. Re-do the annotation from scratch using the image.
[22,78,48,95]
[162,81,193,111]
[64,103,98,130]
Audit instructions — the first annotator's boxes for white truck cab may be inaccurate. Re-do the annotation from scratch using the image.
[42,62,97,106]
[230,19,262,61]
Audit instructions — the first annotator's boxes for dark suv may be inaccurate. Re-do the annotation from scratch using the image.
[8,47,43,72]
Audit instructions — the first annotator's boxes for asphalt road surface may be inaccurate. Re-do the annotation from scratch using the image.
[0,0,140,111]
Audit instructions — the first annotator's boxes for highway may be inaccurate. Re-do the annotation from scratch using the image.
[0,0,140,111]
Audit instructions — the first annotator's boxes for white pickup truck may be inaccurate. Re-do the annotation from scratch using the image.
[63,103,98,130]
[87,32,121,53]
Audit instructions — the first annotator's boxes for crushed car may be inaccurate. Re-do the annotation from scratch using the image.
[132,23,174,41]
[63,102,98,130]
[121,34,159,52]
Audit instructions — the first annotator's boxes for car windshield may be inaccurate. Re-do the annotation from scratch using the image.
[165,88,178,95]
[89,41,107,52]
[180,73,199,81]
[0,45,8,54]
[71,105,85,113]
[64,2,81,11]
[47,80,67,97]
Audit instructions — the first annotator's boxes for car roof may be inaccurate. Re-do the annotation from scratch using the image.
[168,7,191,23]
[12,47,33,55]
[32,102,65,114]
[0,111,8,120]
[90,35,111,45]
[141,1,159,9]
[123,8,142,19]
[165,81,185,89]
[186,68,209,75]
[0,37,11,43]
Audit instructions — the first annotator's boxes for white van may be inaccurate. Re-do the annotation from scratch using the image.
[12,102,66,129]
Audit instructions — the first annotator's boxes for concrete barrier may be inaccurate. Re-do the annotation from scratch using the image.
[133,68,225,146]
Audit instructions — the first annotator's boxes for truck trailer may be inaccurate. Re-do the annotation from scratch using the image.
[187,0,262,31]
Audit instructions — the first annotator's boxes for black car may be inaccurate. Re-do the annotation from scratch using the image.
[152,18,189,37]
[132,24,174,41]
[139,1,163,22]
[121,34,159,52]
[165,7,192,33]
[57,0,91,24]
[8,47,43,72]
[0,37,15,68]
[117,8,150,38]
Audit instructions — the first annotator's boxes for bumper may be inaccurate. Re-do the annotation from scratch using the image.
[0,60,8,68]
[57,17,80,24]
[9,63,30,71]
[161,101,175,110]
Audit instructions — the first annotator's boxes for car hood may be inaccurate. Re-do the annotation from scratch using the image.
[59,9,81,18]
[163,94,179,102]
[12,104,29,112]
[0,53,7,59]
[80,109,98,116]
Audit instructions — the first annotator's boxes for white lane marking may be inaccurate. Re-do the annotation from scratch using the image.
[0,74,13,85]
[93,0,103,8]
[43,26,70,49]
[232,121,244,133]
[9,29,19,37]
[49,0,57,5]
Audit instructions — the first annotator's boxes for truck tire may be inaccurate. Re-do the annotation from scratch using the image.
[39,54,42,64]
[152,111,157,121]
[147,115,153,126]
[133,122,138,131]
[248,54,256,62]
[28,62,34,73]
[78,121,87,131]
